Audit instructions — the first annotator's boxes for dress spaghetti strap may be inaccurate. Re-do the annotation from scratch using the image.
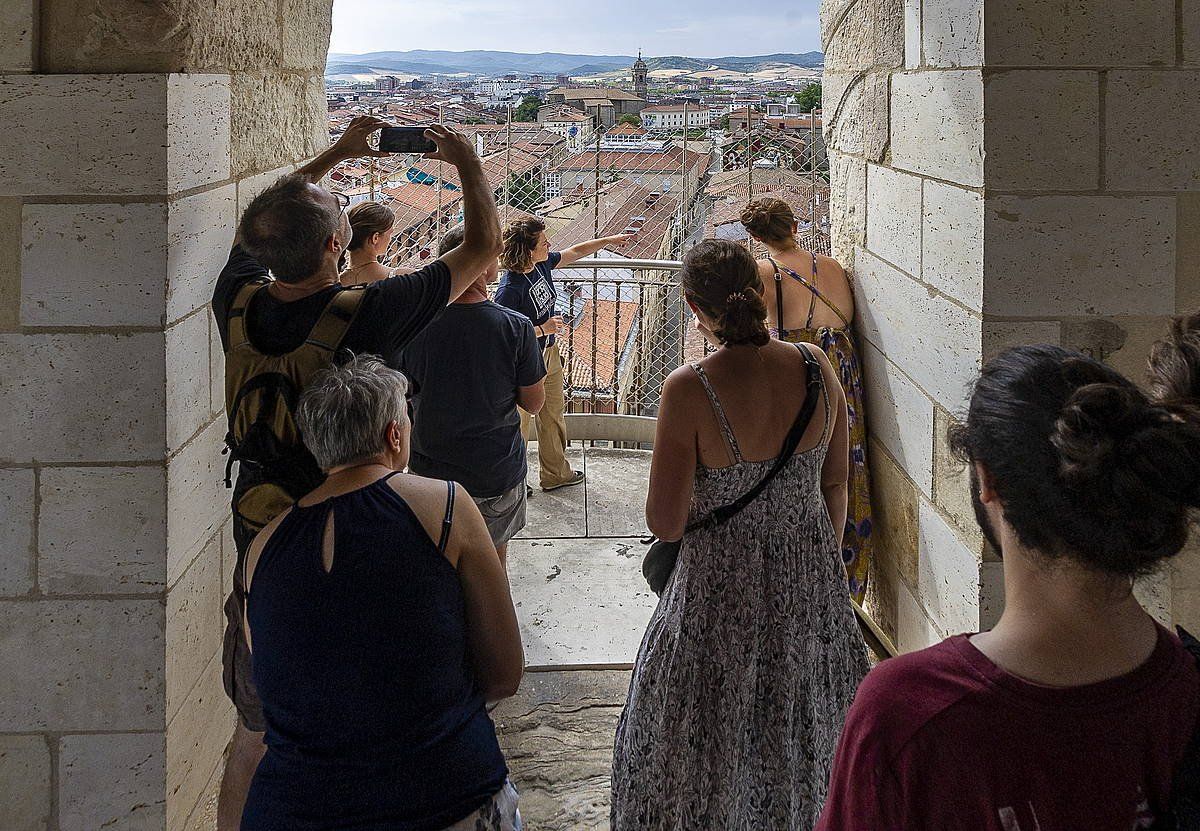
[690,363,744,464]
[437,481,456,553]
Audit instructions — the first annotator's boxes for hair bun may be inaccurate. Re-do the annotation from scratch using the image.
[1051,381,1148,488]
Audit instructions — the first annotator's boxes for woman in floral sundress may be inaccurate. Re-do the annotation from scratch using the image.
[610,240,869,830]
[742,198,873,604]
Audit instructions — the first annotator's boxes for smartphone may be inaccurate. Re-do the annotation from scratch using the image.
[378,126,437,154]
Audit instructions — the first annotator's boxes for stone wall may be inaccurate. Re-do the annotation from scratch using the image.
[824,0,1199,648]
[0,3,334,828]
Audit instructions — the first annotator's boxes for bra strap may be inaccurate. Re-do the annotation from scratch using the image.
[437,480,456,553]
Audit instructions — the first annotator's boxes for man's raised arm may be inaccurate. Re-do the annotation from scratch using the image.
[297,115,391,184]
[428,125,503,301]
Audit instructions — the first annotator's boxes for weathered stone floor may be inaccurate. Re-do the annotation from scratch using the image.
[495,444,655,830]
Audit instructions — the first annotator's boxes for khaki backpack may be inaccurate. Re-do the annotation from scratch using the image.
[222,278,367,540]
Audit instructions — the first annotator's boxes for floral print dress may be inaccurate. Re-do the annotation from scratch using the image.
[610,356,870,830]
[768,255,873,603]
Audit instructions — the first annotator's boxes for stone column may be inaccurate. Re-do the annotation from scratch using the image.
[823,0,1200,649]
[0,3,332,828]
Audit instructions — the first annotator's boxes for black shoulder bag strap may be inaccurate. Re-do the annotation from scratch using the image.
[688,342,823,533]
[1157,626,1200,830]
[770,257,785,332]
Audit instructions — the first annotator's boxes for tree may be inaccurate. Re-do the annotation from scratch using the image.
[512,95,542,123]
[617,114,642,127]
[794,81,822,114]
[504,172,545,213]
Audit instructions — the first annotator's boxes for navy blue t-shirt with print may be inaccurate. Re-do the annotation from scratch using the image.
[397,301,546,498]
[495,250,561,348]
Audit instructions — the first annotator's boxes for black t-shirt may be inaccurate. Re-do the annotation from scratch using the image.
[494,251,562,349]
[211,246,450,493]
[212,245,450,359]
[397,301,545,497]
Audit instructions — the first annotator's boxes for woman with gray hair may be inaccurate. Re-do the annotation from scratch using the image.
[238,355,524,831]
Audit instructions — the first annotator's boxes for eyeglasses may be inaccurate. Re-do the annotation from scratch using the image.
[332,190,351,215]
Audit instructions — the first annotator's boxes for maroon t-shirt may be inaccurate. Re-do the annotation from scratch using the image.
[817,625,1199,831]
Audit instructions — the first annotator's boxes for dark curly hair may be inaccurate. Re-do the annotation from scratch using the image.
[682,239,770,347]
[948,314,1200,577]
[739,197,796,246]
[500,216,546,272]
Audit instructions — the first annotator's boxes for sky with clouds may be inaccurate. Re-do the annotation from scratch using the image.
[329,0,823,58]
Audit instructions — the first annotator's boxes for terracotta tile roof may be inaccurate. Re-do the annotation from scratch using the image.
[551,180,684,260]
[380,182,463,216]
[553,147,710,175]
[559,298,642,393]
[606,123,648,136]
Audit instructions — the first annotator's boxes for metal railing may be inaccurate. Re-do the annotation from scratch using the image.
[535,258,690,420]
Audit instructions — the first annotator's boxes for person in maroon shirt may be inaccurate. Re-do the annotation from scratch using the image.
[818,315,1200,831]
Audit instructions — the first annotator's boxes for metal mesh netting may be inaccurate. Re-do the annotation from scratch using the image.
[326,104,830,400]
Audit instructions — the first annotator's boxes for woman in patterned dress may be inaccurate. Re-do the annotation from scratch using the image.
[741,198,873,603]
[610,240,870,830]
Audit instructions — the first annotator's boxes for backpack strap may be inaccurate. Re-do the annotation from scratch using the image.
[227,279,271,350]
[305,286,368,353]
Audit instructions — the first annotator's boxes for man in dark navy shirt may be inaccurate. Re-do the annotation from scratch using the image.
[210,115,501,831]
[494,215,634,490]
[398,225,546,563]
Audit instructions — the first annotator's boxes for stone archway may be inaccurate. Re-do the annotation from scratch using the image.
[0,3,334,827]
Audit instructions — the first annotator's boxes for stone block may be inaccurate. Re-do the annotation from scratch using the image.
[0,73,161,193]
[186,0,284,71]
[0,74,229,196]
[166,535,221,723]
[1179,194,1200,313]
[823,71,890,162]
[166,420,228,586]
[891,70,983,186]
[896,570,942,652]
[58,733,165,831]
[822,0,904,72]
[0,599,164,731]
[39,0,190,73]
[166,652,234,831]
[167,75,231,193]
[828,153,867,267]
[38,466,167,595]
[0,735,51,831]
[232,73,323,177]
[982,320,1062,362]
[866,163,922,277]
[1134,569,1172,627]
[923,0,983,67]
[984,196,1175,316]
[168,185,236,325]
[864,557,900,644]
[932,406,986,554]
[922,180,982,311]
[1172,543,1200,629]
[235,166,294,219]
[985,0,1174,67]
[985,70,1099,191]
[1106,71,1200,191]
[0,0,35,72]
[0,197,20,331]
[854,247,982,410]
[917,499,980,636]
[1187,3,1200,65]
[167,313,214,452]
[904,0,921,67]
[282,0,335,71]
[1079,315,1177,382]
[0,469,35,596]
[868,437,921,589]
[0,333,166,464]
[860,340,934,496]
[20,203,167,328]
[979,561,1005,629]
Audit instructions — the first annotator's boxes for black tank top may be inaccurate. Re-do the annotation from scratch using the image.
[242,473,507,830]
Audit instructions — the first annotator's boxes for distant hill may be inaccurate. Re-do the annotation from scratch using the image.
[326,50,823,77]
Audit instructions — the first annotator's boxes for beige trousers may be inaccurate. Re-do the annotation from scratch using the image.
[520,341,574,488]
